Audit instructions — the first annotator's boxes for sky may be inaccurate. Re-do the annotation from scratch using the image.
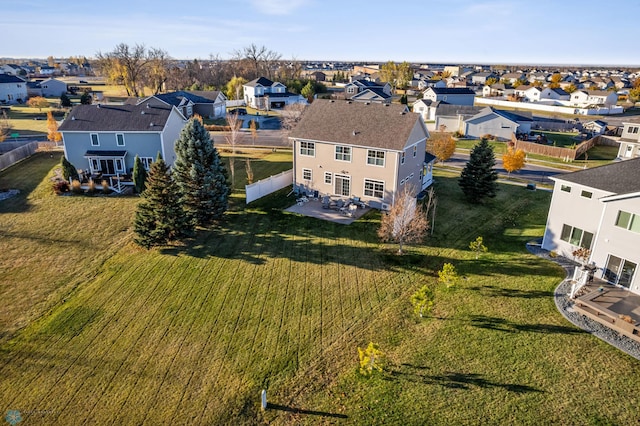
[1,0,639,66]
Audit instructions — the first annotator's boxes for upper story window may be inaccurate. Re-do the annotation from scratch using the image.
[299,141,315,156]
[581,190,592,199]
[413,145,417,158]
[367,149,385,166]
[401,151,406,165]
[615,210,640,233]
[335,146,351,162]
[90,133,99,146]
[627,126,639,134]
[561,185,571,193]
[116,133,125,147]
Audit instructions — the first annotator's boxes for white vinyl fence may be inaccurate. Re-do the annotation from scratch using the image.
[245,169,292,204]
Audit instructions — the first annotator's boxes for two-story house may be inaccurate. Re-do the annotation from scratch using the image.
[59,98,187,177]
[243,77,306,110]
[541,158,640,293]
[570,90,618,107]
[0,74,27,104]
[617,122,640,160]
[154,90,227,119]
[289,100,434,210]
[422,87,475,106]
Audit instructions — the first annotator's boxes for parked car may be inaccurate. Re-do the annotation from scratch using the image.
[230,108,247,115]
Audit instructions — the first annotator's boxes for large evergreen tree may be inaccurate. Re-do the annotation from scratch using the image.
[61,156,79,181]
[132,155,148,194]
[173,118,229,227]
[133,155,190,249]
[458,138,498,203]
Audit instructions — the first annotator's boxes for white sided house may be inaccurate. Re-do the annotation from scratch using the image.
[617,122,640,160]
[0,74,27,104]
[289,100,435,209]
[59,98,187,177]
[542,158,640,293]
[243,77,306,110]
[422,87,475,106]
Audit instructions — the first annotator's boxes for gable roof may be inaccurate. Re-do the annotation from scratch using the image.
[186,90,224,102]
[245,76,275,87]
[59,98,178,132]
[350,88,391,101]
[550,88,569,96]
[0,74,26,84]
[427,87,475,95]
[552,157,640,195]
[155,90,215,106]
[289,99,426,151]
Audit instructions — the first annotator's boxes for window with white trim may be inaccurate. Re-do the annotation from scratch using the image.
[115,159,125,173]
[615,210,640,233]
[302,168,312,180]
[90,133,99,146]
[581,190,592,199]
[91,158,99,171]
[141,157,154,171]
[116,133,125,147]
[299,141,315,156]
[413,145,417,158]
[324,172,332,184]
[401,151,405,164]
[561,185,571,193]
[560,224,594,249]
[367,149,385,166]
[335,146,351,161]
[364,179,384,198]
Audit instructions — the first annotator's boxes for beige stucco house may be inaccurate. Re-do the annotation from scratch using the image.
[542,158,640,293]
[289,100,434,209]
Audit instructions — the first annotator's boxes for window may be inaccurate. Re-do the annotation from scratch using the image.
[302,168,312,181]
[90,133,99,146]
[629,126,639,134]
[364,179,384,198]
[91,158,99,171]
[615,210,640,233]
[581,190,592,199]
[299,141,315,156]
[347,87,356,94]
[561,185,571,193]
[413,145,417,158]
[115,159,125,173]
[324,172,332,184]
[401,151,406,165]
[560,224,594,249]
[334,174,350,196]
[367,150,385,166]
[116,133,125,147]
[335,146,351,162]
[141,157,153,171]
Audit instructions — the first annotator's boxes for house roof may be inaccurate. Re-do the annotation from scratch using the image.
[245,76,276,87]
[550,88,569,96]
[59,98,177,132]
[552,157,640,195]
[0,74,25,84]
[435,103,483,117]
[289,99,425,151]
[186,90,224,102]
[155,91,215,106]
[427,87,475,95]
[350,88,391,101]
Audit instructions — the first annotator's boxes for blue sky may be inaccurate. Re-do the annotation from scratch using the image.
[2,0,638,65]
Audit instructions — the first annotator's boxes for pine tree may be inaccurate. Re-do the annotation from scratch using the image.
[458,139,498,203]
[173,118,230,227]
[60,93,72,107]
[132,155,148,194]
[133,155,190,248]
[61,156,79,181]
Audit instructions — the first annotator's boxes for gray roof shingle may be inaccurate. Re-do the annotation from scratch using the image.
[553,157,640,195]
[59,98,175,132]
[289,99,425,151]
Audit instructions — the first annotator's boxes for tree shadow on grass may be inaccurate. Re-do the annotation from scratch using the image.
[467,284,552,299]
[466,315,583,334]
[386,364,543,393]
[266,403,347,419]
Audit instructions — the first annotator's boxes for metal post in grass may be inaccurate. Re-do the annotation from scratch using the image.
[261,389,267,411]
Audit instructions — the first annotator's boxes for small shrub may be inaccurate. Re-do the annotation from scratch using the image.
[438,263,459,289]
[101,179,111,194]
[358,342,385,376]
[481,134,494,141]
[549,251,558,258]
[87,179,96,194]
[52,180,69,195]
[453,131,464,138]
[70,179,83,194]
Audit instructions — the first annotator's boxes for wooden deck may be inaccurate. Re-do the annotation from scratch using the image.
[574,283,640,343]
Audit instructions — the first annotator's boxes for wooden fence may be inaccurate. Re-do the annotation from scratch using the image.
[0,142,58,171]
[512,134,619,161]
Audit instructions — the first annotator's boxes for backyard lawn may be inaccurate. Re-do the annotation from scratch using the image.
[0,152,638,424]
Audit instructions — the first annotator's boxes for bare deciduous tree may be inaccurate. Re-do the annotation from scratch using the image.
[280,103,306,145]
[233,44,282,80]
[225,112,242,185]
[378,186,429,254]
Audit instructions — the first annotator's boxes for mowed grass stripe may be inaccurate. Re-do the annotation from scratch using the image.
[0,252,175,413]
[42,254,193,424]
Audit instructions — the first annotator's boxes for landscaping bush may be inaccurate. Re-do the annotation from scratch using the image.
[87,179,96,194]
[70,179,83,194]
[101,179,111,194]
[52,180,69,195]
[481,133,495,141]
[204,124,232,131]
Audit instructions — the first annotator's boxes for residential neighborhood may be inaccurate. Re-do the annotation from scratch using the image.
[2,1,640,424]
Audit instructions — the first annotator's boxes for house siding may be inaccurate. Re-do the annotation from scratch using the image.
[541,179,610,258]
[465,114,517,141]
[591,197,640,292]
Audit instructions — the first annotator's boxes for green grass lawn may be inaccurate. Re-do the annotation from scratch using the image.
[530,131,581,148]
[1,155,638,424]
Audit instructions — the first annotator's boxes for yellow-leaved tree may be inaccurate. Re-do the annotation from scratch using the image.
[46,111,62,145]
[428,132,456,163]
[502,145,526,175]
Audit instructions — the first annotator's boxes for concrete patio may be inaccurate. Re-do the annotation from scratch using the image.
[284,197,372,224]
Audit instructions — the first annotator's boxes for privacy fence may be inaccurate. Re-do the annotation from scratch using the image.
[0,141,58,171]
[245,169,292,204]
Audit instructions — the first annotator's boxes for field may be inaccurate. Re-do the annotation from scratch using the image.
[1,152,639,424]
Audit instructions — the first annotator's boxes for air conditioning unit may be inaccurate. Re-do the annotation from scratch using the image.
[381,203,391,211]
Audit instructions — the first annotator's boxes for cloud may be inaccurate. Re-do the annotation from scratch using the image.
[249,0,309,15]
